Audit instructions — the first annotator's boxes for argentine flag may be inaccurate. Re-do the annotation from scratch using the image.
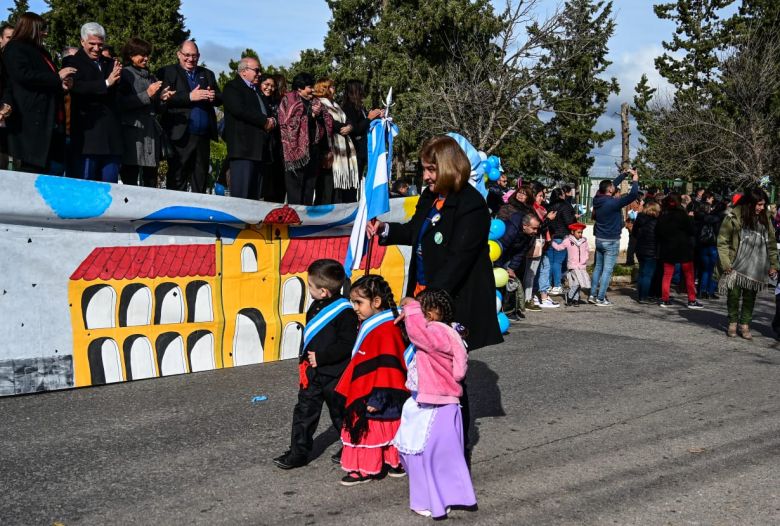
[344,116,398,277]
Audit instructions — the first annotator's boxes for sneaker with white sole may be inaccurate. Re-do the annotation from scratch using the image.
[549,286,564,295]
[340,472,373,486]
[587,296,597,304]
[539,297,560,309]
[595,298,613,306]
[687,300,704,309]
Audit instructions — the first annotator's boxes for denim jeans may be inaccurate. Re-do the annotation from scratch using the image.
[637,256,657,300]
[698,246,718,295]
[590,239,619,300]
[538,238,567,292]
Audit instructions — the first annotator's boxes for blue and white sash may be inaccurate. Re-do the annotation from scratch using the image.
[403,344,416,367]
[302,298,353,353]
[351,309,395,357]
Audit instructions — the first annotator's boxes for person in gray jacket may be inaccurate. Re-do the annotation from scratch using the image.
[118,37,175,186]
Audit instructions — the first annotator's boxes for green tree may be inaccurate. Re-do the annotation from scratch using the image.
[300,0,503,175]
[653,0,735,100]
[631,74,657,178]
[534,0,619,182]
[5,0,29,25]
[44,0,189,68]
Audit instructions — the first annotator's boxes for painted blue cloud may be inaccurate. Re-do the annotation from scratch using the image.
[290,207,358,237]
[306,204,335,217]
[136,222,242,241]
[35,176,112,219]
[143,206,244,223]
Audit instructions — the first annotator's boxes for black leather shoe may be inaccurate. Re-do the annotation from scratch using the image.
[273,452,308,470]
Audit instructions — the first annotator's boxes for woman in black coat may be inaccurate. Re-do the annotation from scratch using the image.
[632,200,660,302]
[369,135,503,450]
[655,193,703,308]
[3,12,74,174]
[341,80,382,182]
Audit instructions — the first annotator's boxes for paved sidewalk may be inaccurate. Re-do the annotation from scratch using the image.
[1,291,779,525]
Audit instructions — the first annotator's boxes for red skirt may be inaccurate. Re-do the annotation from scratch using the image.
[340,418,401,476]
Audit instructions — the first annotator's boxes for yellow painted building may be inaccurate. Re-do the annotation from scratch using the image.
[68,214,407,387]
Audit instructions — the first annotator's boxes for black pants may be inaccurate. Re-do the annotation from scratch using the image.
[230,159,263,200]
[262,157,286,203]
[289,368,343,458]
[167,133,210,193]
[625,234,637,265]
[314,169,334,205]
[285,159,319,205]
[120,165,158,187]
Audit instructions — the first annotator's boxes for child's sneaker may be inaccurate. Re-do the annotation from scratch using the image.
[340,471,373,486]
[525,300,541,312]
[386,464,406,478]
[658,300,672,308]
[687,300,704,309]
[539,297,560,309]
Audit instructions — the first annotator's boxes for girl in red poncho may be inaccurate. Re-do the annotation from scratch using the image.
[335,275,409,486]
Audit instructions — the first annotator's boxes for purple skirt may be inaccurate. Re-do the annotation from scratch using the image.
[399,403,477,518]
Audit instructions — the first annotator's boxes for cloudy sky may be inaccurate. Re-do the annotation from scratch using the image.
[29,0,736,176]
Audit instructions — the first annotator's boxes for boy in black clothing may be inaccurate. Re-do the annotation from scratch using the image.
[273,259,359,469]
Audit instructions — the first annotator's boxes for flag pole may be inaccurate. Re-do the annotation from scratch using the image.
[364,226,375,276]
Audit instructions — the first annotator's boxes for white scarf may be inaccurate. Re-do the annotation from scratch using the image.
[320,98,360,190]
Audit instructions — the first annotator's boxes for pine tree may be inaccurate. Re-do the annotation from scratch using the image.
[631,74,657,178]
[300,0,503,173]
[653,0,735,100]
[44,0,189,68]
[534,0,619,182]
[5,1,29,25]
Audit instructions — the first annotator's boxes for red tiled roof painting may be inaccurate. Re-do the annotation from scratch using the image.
[70,245,216,281]
[262,205,301,225]
[280,236,386,275]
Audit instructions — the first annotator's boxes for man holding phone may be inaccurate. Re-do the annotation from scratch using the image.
[156,40,221,193]
[63,22,124,182]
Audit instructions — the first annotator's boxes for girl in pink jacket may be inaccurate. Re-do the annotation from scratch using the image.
[393,290,476,519]
[551,222,591,306]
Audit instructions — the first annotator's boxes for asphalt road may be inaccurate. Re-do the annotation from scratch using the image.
[1,290,779,525]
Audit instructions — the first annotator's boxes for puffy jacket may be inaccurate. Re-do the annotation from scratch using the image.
[656,208,695,263]
[632,213,658,258]
[548,200,577,239]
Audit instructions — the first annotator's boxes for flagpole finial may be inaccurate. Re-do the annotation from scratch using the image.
[384,87,394,121]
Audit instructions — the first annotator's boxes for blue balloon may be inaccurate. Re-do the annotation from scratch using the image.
[214,183,226,196]
[488,167,501,182]
[487,155,500,169]
[497,312,510,334]
[489,219,506,240]
[495,290,503,303]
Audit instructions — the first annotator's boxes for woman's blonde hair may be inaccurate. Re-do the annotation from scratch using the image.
[643,201,661,217]
[419,136,471,194]
[313,78,334,99]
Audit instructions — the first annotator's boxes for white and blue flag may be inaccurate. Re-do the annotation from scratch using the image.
[344,89,398,277]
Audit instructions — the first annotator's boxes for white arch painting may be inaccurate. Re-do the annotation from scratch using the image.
[129,337,156,380]
[101,339,123,383]
[233,313,264,366]
[85,286,116,329]
[158,285,184,324]
[159,335,187,376]
[125,286,152,326]
[190,333,216,372]
[241,244,258,273]
[280,322,303,360]
[192,283,213,322]
[281,277,305,315]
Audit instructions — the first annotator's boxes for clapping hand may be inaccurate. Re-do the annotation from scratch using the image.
[190,86,214,102]
[146,80,163,98]
[106,60,122,87]
[160,87,176,102]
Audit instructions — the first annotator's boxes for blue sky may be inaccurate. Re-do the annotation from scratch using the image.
[28,0,736,176]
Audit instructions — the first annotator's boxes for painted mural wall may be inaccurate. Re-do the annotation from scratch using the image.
[0,171,415,396]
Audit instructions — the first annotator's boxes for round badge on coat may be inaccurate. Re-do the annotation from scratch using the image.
[434,232,444,244]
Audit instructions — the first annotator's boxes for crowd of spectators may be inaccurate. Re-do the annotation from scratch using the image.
[0,13,385,205]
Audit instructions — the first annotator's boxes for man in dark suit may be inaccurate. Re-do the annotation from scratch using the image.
[222,57,276,200]
[62,22,123,182]
[156,40,221,193]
